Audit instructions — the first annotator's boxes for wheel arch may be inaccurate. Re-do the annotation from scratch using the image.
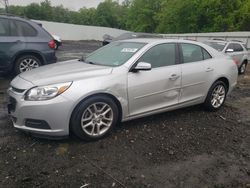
[215,77,229,92]
[12,50,46,68]
[205,76,230,101]
[69,92,123,131]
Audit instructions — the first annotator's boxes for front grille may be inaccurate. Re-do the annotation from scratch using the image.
[7,96,16,113]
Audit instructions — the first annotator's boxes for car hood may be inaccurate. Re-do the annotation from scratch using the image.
[17,59,113,87]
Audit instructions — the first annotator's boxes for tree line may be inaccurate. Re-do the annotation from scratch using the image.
[1,0,249,33]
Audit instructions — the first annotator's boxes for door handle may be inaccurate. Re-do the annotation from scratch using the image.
[169,74,180,81]
[206,67,214,72]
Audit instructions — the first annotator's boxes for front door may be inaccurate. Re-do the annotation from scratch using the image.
[127,43,181,116]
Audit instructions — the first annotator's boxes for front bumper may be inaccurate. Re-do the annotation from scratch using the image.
[7,88,72,138]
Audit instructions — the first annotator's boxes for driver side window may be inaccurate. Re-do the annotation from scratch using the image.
[138,43,176,68]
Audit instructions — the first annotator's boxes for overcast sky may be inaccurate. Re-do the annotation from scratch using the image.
[1,0,114,10]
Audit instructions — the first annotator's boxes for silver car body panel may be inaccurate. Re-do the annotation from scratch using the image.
[8,39,238,137]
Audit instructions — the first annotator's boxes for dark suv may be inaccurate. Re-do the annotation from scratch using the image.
[0,14,57,75]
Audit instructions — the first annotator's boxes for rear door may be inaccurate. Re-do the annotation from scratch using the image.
[179,43,214,103]
[127,43,181,116]
[0,18,27,71]
[0,18,12,70]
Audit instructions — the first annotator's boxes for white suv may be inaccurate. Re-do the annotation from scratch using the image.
[204,40,249,74]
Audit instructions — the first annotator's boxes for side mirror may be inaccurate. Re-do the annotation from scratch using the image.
[226,48,234,53]
[133,62,151,72]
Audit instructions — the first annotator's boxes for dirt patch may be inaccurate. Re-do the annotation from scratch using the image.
[0,43,249,188]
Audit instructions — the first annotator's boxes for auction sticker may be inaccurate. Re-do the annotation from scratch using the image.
[121,48,138,53]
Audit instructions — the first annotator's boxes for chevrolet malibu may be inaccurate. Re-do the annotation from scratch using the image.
[8,39,238,141]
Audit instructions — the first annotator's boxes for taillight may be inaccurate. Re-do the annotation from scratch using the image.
[48,39,55,49]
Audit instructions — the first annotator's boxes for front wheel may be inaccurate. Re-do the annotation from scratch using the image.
[204,81,227,111]
[70,96,119,141]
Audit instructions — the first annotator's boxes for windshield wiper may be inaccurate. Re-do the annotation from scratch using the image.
[85,61,96,65]
[78,58,96,65]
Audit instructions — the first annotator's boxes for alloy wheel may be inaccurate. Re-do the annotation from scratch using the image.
[19,58,40,73]
[211,85,226,108]
[81,102,114,137]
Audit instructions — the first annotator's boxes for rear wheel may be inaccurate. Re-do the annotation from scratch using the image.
[204,81,227,111]
[70,96,119,141]
[14,55,41,75]
[239,62,247,74]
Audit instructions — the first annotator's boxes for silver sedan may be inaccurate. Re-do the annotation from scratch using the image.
[8,39,238,140]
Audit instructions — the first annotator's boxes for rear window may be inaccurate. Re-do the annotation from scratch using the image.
[203,41,226,51]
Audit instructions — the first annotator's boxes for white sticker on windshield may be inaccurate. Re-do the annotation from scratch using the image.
[121,48,138,53]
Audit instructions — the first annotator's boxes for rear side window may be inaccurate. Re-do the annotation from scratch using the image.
[9,20,18,36]
[181,43,211,63]
[181,43,203,63]
[11,20,37,37]
[0,18,10,36]
[138,43,176,68]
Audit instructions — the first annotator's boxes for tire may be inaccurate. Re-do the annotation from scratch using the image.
[14,55,41,75]
[204,81,227,111]
[70,95,119,141]
[239,62,247,75]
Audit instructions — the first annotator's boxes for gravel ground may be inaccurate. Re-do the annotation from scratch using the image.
[0,41,250,188]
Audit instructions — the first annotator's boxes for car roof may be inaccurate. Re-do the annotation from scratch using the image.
[121,38,224,57]
[120,38,205,45]
[0,14,29,21]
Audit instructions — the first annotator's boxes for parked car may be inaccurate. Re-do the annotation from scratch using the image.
[0,14,57,75]
[102,32,163,46]
[8,39,238,141]
[203,39,249,74]
[52,35,62,50]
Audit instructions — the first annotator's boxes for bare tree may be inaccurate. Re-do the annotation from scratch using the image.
[0,0,9,13]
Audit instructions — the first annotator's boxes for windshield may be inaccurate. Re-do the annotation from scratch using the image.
[203,41,226,51]
[85,42,146,67]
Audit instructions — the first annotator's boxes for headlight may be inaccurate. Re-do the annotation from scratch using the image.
[25,82,72,101]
